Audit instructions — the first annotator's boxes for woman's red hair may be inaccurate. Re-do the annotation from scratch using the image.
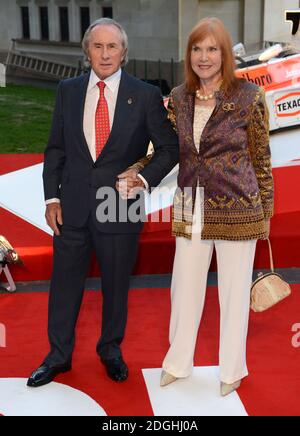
[185,17,238,94]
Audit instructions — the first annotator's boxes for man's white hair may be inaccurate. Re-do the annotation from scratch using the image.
[82,18,129,67]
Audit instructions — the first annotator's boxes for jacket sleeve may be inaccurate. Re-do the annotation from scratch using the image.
[127,153,153,172]
[247,87,274,219]
[138,86,179,188]
[42,81,66,201]
[126,90,178,174]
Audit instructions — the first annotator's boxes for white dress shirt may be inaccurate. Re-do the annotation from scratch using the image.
[46,68,147,205]
[84,68,122,162]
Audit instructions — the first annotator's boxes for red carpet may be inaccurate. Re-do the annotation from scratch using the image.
[0,285,299,416]
[1,155,300,281]
[0,154,44,176]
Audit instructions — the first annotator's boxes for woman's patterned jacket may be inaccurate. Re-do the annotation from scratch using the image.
[133,79,274,241]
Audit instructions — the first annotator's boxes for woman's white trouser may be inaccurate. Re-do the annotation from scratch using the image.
[162,231,257,384]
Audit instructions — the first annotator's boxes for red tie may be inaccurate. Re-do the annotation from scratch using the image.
[95,81,110,158]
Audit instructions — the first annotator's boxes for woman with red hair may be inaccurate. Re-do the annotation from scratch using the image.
[160,18,274,396]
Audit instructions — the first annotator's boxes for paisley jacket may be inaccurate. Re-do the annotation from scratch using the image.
[133,79,274,241]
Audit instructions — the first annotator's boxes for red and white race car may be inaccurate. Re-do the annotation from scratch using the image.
[162,44,300,133]
[235,44,300,132]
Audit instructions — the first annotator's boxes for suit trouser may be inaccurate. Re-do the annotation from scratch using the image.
[44,217,140,367]
[162,234,257,384]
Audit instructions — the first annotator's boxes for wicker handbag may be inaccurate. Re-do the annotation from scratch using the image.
[0,235,21,265]
[250,238,291,312]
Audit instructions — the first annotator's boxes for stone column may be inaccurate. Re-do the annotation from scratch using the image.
[69,0,81,42]
[0,1,19,49]
[49,0,60,41]
[178,0,198,61]
[90,0,100,22]
[29,0,40,39]
[243,0,263,51]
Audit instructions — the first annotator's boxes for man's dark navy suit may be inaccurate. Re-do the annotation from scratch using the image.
[42,70,179,366]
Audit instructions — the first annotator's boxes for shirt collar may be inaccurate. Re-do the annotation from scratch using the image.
[88,68,122,93]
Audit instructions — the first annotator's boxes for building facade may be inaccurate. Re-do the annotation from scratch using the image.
[0,0,299,86]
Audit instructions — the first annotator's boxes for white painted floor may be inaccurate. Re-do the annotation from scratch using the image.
[143,366,248,416]
[0,378,106,416]
[0,371,248,416]
[0,163,49,233]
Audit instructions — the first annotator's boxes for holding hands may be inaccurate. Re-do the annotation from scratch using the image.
[116,169,145,199]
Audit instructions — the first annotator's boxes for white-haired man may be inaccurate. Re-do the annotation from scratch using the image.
[27,18,178,387]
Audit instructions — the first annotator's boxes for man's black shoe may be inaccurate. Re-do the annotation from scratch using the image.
[27,364,71,388]
[101,357,128,382]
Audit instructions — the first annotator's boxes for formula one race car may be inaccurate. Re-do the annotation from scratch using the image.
[162,43,300,133]
[234,43,300,132]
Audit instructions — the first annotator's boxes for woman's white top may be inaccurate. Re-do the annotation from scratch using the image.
[191,105,214,234]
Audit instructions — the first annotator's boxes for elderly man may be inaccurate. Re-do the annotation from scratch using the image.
[27,18,178,387]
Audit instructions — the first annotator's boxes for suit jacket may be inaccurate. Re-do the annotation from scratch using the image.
[43,70,179,233]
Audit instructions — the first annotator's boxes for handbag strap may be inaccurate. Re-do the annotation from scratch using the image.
[266,238,274,272]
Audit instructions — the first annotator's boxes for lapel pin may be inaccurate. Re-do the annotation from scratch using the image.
[127,98,133,105]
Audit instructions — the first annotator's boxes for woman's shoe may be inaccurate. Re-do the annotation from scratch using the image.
[160,370,178,387]
[220,380,241,397]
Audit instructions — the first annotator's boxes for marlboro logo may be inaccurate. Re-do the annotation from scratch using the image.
[240,71,273,87]
[275,92,300,117]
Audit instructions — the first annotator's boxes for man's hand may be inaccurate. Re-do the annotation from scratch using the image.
[45,203,63,236]
[116,169,145,200]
